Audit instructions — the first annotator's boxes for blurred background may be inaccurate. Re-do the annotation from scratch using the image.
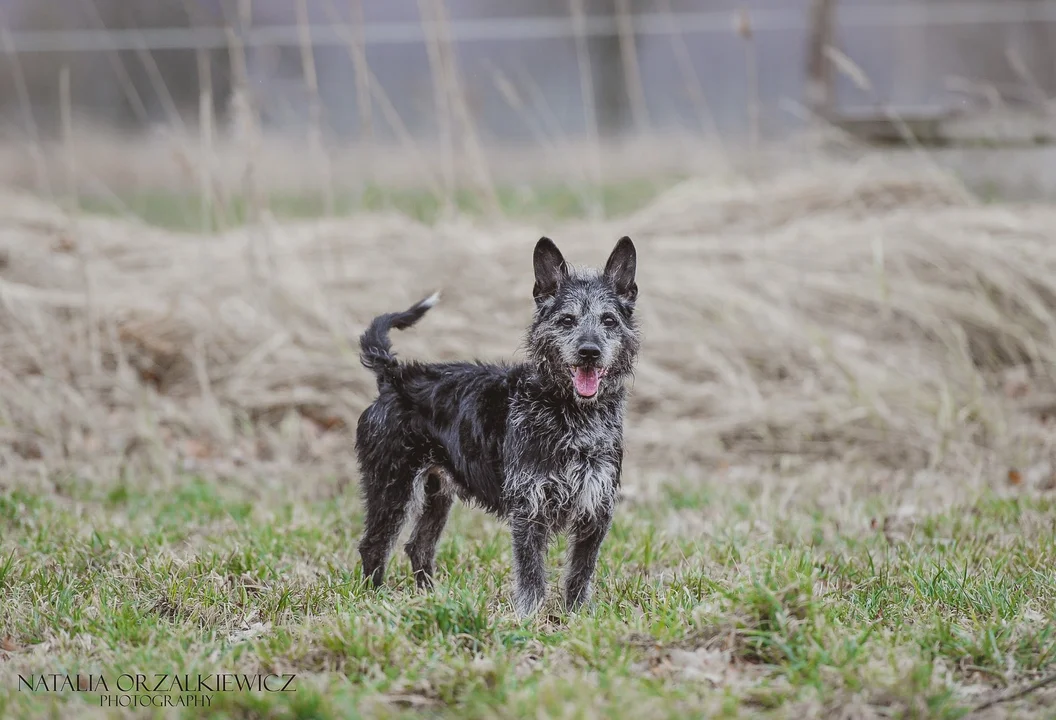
[2,1,1056,491]
[3,0,1056,135]
[4,0,1056,216]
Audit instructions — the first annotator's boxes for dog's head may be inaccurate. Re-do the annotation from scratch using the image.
[526,236,640,402]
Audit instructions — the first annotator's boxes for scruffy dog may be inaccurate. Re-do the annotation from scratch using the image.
[355,236,640,617]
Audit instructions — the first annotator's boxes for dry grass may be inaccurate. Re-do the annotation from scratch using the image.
[0,150,1053,495]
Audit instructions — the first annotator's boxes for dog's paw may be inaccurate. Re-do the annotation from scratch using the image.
[513,590,546,619]
[564,579,594,613]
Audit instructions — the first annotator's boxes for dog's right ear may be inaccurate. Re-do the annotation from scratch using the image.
[533,236,567,303]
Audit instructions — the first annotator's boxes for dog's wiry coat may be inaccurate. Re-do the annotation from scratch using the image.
[355,236,640,616]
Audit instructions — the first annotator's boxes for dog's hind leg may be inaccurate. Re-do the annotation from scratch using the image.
[358,463,418,588]
[405,468,453,589]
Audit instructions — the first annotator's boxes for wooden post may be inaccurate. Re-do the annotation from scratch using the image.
[806,0,836,121]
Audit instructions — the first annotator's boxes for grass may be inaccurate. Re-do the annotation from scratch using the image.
[1,470,1054,719]
[76,178,679,231]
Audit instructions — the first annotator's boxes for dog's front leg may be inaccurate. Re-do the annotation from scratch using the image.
[510,513,550,618]
[563,510,613,612]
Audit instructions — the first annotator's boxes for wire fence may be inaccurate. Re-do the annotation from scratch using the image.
[2,1,1056,216]
[3,2,1056,146]
[6,3,1056,53]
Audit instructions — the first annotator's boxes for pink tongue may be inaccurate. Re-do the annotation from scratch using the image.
[573,367,601,397]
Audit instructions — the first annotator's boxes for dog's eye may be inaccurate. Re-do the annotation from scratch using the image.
[559,314,577,327]
[601,314,618,328]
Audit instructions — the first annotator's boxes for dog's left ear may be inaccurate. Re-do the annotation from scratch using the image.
[604,236,637,303]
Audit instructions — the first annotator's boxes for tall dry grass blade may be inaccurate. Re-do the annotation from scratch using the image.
[297,0,335,219]
[824,46,974,205]
[658,0,725,152]
[346,0,374,143]
[196,47,216,234]
[1005,46,1051,110]
[615,0,650,134]
[131,39,187,134]
[569,0,604,220]
[736,9,761,153]
[297,0,340,280]
[324,0,375,203]
[1,30,51,198]
[488,64,565,167]
[58,67,78,213]
[323,0,444,202]
[430,0,500,217]
[60,65,100,380]
[418,0,457,218]
[78,0,151,127]
[226,0,275,288]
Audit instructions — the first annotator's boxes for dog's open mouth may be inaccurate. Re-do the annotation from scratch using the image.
[570,366,607,398]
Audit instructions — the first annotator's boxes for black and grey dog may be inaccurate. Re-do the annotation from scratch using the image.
[355,236,640,617]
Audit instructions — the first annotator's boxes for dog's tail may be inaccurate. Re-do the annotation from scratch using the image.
[359,292,440,387]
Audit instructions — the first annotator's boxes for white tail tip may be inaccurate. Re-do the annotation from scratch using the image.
[421,291,441,308]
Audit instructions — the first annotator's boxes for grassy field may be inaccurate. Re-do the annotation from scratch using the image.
[2,149,1056,718]
[1,466,1054,719]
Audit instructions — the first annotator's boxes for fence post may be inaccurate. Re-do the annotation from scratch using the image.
[806,0,836,121]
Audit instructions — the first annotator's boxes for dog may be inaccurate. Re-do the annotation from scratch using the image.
[354,236,640,617]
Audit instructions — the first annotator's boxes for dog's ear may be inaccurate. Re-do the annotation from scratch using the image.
[604,236,637,303]
[533,237,568,303]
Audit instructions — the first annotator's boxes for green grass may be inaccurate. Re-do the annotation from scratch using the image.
[77,178,678,231]
[1,472,1054,718]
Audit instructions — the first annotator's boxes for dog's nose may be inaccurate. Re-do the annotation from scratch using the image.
[577,344,601,362]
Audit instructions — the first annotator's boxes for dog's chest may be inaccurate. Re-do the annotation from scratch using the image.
[507,397,624,522]
[526,418,621,522]
[545,450,618,520]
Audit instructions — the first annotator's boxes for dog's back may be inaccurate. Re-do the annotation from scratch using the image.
[356,292,527,510]
[359,357,521,511]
